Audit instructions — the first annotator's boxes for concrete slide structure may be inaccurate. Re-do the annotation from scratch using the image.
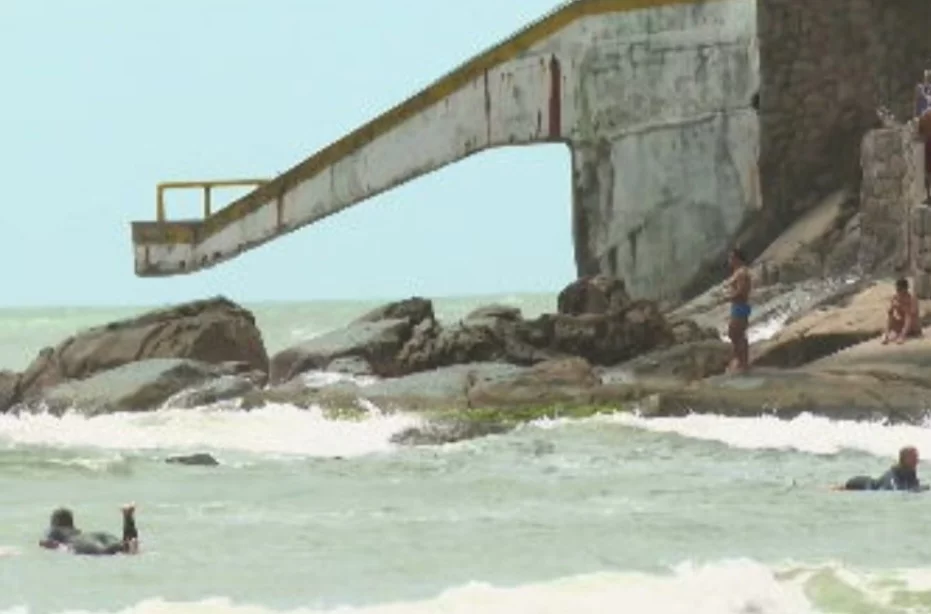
[131,0,760,301]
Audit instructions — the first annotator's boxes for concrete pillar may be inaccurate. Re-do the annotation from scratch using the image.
[858,125,924,274]
[912,204,931,298]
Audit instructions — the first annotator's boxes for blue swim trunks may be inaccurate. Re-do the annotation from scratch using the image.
[731,303,751,319]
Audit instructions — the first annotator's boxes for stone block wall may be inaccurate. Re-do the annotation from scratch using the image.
[858,124,923,275]
[911,204,931,298]
[757,0,931,245]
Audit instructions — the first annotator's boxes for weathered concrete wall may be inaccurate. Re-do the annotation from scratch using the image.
[858,125,924,274]
[567,1,759,301]
[912,204,931,299]
[133,0,760,303]
[757,0,931,249]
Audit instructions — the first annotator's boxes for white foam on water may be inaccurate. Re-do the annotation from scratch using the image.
[607,411,931,458]
[298,370,379,389]
[0,405,420,459]
[747,313,791,344]
[9,559,931,614]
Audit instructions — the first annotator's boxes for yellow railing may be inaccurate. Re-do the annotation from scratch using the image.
[156,179,270,223]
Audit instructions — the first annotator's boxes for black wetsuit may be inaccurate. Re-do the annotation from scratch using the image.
[844,464,925,492]
[42,513,138,556]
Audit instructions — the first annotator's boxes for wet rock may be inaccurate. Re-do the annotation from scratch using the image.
[463,304,523,324]
[752,280,931,368]
[640,367,929,425]
[543,301,674,365]
[325,356,374,377]
[0,371,21,413]
[557,274,630,315]
[390,420,513,446]
[601,340,733,384]
[667,319,720,345]
[273,277,700,383]
[352,297,434,325]
[468,358,599,409]
[165,374,261,409]
[36,358,222,416]
[18,297,268,402]
[269,318,414,383]
[166,453,219,466]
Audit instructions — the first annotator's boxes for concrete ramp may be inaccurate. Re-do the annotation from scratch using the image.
[131,0,760,301]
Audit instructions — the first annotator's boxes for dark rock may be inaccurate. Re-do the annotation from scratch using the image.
[35,358,222,416]
[557,275,630,315]
[390,420,513,446]
[544,300,674,365]
[18,297,268,401]
[0,371,21,413]
[667,319,720,345]
[602,340,733,383]
[640,367,929,425]
[166,453,220,466]
[269,318,413,383]
[353,362,522,411]
[468,358,599,409]
[353,297,434,325]
[325,356,375,376]
[272,277,696,382]
[464,305,523,324]
[166,374,260,409]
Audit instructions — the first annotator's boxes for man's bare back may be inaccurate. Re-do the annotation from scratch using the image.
[727,249,752,373]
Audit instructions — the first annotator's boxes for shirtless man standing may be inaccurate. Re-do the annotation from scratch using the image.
[727,248,752,373]
[882,278,922,345]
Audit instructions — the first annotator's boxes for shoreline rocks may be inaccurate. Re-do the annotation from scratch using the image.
[3,274,931,446]
[0,297,269,415]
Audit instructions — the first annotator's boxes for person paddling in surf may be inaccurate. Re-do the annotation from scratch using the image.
[39,503,139,555]
[836,446,927,492]
[726,247,752,374]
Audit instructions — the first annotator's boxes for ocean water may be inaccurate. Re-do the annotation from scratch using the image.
[1,294,931,614]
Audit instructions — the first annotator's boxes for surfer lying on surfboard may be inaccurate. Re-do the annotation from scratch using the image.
[833,446,928,492]
[39,503,139,555]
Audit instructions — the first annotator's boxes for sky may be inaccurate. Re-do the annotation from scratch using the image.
[0,0,575,308]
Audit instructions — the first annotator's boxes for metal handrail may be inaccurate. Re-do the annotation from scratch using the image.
[156,179,270,222]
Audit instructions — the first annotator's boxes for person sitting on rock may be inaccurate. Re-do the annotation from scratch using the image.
[39,503,139,555]
[836,446,927,492]
[881,278,921,345]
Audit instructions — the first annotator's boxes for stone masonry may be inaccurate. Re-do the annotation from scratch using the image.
[757,0,931,257]
[858,124,922,275]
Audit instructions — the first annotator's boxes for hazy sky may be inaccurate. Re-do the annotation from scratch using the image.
[0,0,575,307]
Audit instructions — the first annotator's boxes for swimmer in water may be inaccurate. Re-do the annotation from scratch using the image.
[835,446,927,492]
[39,503,139,555]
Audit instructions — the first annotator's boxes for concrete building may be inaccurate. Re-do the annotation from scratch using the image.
[130,0,931,301]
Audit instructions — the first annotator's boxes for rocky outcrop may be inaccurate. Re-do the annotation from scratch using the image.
[752,280,931,368]
[0,297,268,414]
[468,358,600,410]
[269,277,711,385]
[601,340,733,384]
[557,275,630,315]
[14,297,267,406]
[31,359,229,416]
[640,367,929,424]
